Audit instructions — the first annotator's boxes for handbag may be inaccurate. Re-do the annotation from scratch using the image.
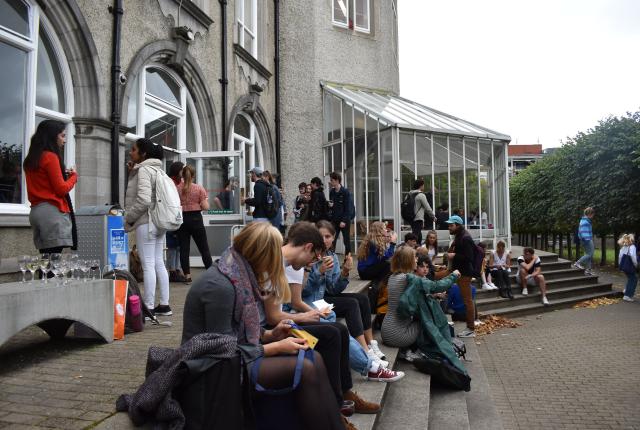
[250,349,314,430]
[620,250,636,275]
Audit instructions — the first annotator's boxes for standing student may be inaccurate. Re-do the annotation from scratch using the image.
[328,172,353,255]
[124,138,171,316]
[446,215,476,338]
[618,234,638,302]
[242,167,270,222]
[166,162,186,283]
[24,120,78,254]
[177,164,213,284]
[307,177,329,222]
[293,182,309,222]
[263,170,285,233]
[408,179,435,245]
[574,207,596,275]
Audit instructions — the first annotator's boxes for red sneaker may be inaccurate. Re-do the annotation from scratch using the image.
[367,367,405,382]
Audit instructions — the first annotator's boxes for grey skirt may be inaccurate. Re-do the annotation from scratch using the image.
[29,202,73,250]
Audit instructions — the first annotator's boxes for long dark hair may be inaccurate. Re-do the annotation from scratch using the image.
[23,120,66,172]
[135,138,164,161]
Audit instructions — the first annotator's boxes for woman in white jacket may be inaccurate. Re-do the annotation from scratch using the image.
[618,234,638,302]
[125,138,171,316]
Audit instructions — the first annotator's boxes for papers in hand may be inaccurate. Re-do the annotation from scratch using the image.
[312,299,334,311]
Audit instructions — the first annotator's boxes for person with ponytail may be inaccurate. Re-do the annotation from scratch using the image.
[177,164,212,284]
[24,120,78,253]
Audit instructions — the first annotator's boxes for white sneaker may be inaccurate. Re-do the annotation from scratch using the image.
[457,329,476,338]
[474,319,484,327]
[367,349,389,368]
[573,262,585,270]
[482,283,493,291]
[521,288,529,296]
[542,296,550,306]
[623,295,635,302]
[368,340,387,360]
[489,282,499,290]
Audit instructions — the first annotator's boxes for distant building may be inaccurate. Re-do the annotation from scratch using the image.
[508,144,543,177]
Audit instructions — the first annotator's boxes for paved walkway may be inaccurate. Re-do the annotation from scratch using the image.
[477,267,640,430]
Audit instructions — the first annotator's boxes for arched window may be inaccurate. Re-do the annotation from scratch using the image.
[231,112,263,179]
[125,64,201,168]
[0,0,74,213]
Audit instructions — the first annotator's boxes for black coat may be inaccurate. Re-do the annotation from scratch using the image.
[329,186,352,224]
[450,229,476,277]
[244,179,269,219]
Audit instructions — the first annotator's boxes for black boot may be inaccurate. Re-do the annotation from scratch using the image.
[506,286,514,299]
[498,284,508,298]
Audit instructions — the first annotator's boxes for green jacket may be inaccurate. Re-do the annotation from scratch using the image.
[397,273,468,375]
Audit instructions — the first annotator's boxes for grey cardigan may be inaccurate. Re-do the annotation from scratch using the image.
[124,158,163,232]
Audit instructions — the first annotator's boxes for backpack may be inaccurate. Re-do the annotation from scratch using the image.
[264,183,280,219]
[347,188,356,221]
[471,241,485,278]
[401,192,418,223]
[146,166,183,231]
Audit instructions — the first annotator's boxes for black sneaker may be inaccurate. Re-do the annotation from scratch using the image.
[153,305,173,316]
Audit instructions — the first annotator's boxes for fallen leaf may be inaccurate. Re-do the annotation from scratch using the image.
[475,315,522,336]
[573,297,621,309]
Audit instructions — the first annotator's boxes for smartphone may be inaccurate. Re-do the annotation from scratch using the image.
[290,323,319,349]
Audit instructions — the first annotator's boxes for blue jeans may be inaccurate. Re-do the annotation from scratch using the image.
[577,239,594,269]
[166,247,180,271]
[624,271,638,298]
[319,319,371,375]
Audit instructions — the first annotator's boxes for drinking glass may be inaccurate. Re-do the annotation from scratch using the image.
[39,253,51,284]
[18,255,29,283]
[90,259,101,280]
[69,253,79,280]
[79,260,90,282]
[26,256,39,283]
[50,253,63,286]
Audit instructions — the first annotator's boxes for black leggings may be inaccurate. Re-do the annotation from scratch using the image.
[491,269,512,290]
[253,352,343,430]
[332,221,351,254]
[301,322,352,404]
[358,260,390,283]
[178,211,213,275]
[324,293,372,338]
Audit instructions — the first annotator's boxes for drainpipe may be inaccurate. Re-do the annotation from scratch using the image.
[219,0,228,149]
[274,0,282,177]
[109,0,123,204]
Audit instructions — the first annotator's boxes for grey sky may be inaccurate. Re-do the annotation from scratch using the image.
[398,0,640,148]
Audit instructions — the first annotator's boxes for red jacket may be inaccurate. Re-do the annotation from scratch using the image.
[25,151,77,213]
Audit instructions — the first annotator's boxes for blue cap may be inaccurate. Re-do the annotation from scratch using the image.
[445,215,464,225]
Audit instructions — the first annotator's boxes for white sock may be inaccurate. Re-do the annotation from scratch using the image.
[369,360,380,373]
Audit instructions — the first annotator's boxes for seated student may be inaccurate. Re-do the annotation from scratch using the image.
[489,240,513,299]
[297,221,403,382]
[446,283,478,322]
[399,232,419,249]
[262,222,381,420]
[381,246,459,349]
[477,242,498,291]
[181,222,344,430]
[357,221,397,315]
[517,246,550,306]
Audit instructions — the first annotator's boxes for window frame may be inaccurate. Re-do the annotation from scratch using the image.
[236,0,258,58]
[0,1,75,215]
[354,0,370,33]
[231,112,264,201]
[332,0,349,28]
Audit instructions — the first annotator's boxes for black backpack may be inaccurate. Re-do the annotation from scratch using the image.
[264,183,280,219]
[310,190,329,221]
[401,192,418,223]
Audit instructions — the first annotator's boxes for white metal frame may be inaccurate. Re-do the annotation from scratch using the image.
[354,0,371,33]
[331,0,349,28]
[237,0,258,57]
[231,112,264,202]
[0,1,75,215]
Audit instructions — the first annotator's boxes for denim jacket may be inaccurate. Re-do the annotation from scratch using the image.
[302,252,349,306]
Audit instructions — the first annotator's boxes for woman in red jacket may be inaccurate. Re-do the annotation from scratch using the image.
[24,120,77,254]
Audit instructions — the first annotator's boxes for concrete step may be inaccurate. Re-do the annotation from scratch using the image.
[477,283,614,311]
[428,382,470,430]
[479,290,622,318]
[506,267,585,282]
[376,360,430,430]
[349,335,400,430]
[461,336,504,430]
[508,260,572,271]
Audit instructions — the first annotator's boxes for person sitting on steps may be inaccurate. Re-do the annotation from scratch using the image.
[517,247,550,306]
[489,240,513,299]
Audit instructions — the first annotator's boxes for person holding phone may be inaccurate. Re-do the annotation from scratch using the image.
[182,222,345,429]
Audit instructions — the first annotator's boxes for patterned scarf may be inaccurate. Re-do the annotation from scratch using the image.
[217,247,264,344]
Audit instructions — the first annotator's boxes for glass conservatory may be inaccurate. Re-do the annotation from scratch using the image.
[321,82,512,249]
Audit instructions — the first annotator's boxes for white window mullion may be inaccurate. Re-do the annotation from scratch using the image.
[251,0,258,57]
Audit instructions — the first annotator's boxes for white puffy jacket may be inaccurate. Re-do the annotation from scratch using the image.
[124,158,162,232]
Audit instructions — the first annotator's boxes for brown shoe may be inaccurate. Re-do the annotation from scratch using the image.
[343,390,381,414]
[341,416,358,430]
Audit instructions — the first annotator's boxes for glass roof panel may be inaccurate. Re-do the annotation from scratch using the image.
[322,82,510,141]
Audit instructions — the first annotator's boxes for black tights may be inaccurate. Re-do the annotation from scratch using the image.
[325,293,372,338]
[253,352,343,430]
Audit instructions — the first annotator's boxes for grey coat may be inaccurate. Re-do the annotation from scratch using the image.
[124,158,163,232]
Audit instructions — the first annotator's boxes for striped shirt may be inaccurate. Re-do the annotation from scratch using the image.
[578,216,593,241]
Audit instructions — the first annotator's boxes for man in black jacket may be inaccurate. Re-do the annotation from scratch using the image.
[446,215,476,338]
[307,177,329,223]
[328,172,353,255]
[242,167,270,222]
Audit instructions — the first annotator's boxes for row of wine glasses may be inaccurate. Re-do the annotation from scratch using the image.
[18,254,103,285]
